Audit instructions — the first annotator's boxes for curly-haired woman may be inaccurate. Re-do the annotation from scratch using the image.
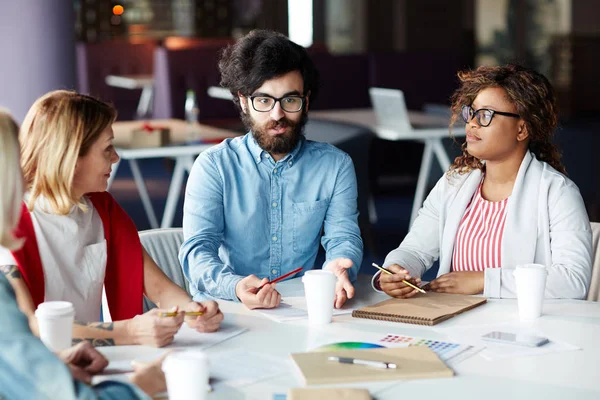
[374,64,592,299]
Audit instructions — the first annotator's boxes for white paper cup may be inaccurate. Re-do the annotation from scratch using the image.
[162,350,209,400]
[302,270,336,325]
[35,301,75,352]
[513,264,548,320]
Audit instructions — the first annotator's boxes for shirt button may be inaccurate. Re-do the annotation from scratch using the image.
[288,161,293,166]
[272,235,278,242]
[273,168,277,173]
[272,202,278,207]
[271,269,277,275]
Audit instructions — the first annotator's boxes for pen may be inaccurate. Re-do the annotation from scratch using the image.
[159,311,204,317]
[372,263,427,294]
[328,356,397,369]
[257,266,303,290]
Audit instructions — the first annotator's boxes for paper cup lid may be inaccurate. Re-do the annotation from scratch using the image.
[302,270,335,282]
[35,301,75,318]
[162,350,208,371]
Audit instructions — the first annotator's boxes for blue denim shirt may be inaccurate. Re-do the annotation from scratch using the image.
[0,275,149,400]
[179,133,363,301]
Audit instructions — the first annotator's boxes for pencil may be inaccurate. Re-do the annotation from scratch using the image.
[159,311,204,317]
[257,266,304,290]
[372,263,426,294]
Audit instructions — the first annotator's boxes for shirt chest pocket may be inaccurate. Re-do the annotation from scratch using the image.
[292,199,329,254]
[82,241,107,286]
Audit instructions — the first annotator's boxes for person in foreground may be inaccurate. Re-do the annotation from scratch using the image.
[374,64,592,299]
[179,29,363,309]
[0,91,223,348]
[0,109,165,399]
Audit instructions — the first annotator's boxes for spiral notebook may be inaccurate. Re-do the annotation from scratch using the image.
[352,292,487,326]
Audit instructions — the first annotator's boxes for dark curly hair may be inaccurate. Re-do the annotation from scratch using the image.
[218,30,319,113]
[449,64,566,175]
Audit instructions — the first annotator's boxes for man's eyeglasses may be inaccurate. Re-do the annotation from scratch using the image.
[249,95,305,113]
[461,105,520,127]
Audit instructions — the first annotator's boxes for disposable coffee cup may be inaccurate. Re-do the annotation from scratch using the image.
[513,264,548,320]
[163,350,209,400]
[35,301,75,352]
[302,270,336,325]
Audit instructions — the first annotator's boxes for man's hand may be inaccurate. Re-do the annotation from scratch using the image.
[379,264,422,299]
[235,275,281,310]
[183,300,224,332]
[324,258,355,308]
[425,271,484,295]
[127,307,185,347]
[57,341,109,384]
[130,353,168,397]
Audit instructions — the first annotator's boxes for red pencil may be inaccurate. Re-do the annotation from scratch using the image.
[258,266,303,290]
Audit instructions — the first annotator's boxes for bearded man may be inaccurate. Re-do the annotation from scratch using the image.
[179,30,363,310]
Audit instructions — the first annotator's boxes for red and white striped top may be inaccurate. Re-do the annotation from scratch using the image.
[452,179,508,272]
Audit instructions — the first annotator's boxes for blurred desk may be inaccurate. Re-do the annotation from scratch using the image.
[312,109,464,225]
[110,119,239,229]
[105,74,154,119]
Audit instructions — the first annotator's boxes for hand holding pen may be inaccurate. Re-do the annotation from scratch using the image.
[373,263,425,299]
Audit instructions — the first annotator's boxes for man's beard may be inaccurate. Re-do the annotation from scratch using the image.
[242,111,308,155]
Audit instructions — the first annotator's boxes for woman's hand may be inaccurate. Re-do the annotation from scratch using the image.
[127,307,185,347]
[425,271,484,295]
[184,300,224,333]
[57,341,109,384]
[379,264,422,299]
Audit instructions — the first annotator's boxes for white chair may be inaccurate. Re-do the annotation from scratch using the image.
[369,87,463,225]
[139,228,189,311]
[587,222,600,301]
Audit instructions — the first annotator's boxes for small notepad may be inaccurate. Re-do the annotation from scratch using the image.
[290,347,453,385]
[352,292,487,326]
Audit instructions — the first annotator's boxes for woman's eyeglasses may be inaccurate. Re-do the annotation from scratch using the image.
[461,105,520,127]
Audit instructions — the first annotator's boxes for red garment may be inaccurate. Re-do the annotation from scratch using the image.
[452,180,508,272]
[11,192,144,321]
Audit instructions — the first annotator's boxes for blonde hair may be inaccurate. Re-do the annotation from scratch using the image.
[0,109,24,250]
[20,90,116,215]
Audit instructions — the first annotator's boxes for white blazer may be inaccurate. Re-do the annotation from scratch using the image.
[375,151,592,299]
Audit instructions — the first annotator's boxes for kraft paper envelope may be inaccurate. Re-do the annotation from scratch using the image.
[290,346,453,385]
[288,388,371,400]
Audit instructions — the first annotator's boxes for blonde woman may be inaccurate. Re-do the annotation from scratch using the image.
[0,109,167,399]
[0,91,223,348]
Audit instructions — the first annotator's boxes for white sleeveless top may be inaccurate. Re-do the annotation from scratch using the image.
[0,195,107,322]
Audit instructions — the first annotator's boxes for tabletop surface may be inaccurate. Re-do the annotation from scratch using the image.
[99,275,600,400]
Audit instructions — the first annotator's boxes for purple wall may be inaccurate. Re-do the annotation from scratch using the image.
[0,0,76,123]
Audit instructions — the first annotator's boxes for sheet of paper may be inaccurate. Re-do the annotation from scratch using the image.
[209,349,289,388]
[166,320,248,349]
[436,323,580,360]
[254,296,353,322]
[102,321,247,374]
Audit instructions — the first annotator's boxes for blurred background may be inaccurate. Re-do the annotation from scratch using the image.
[1,0,598,276]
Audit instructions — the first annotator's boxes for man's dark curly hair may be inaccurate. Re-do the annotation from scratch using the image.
[218,30,319,112]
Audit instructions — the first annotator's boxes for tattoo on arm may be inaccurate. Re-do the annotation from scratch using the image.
[74,321,114,331]
[0,265,21,279]
[72,338,115,347]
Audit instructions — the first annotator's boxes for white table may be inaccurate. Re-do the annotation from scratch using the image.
[109,119,239,229]
[312,109,464,225]
[100,275,600,399]
[105,74,154,119]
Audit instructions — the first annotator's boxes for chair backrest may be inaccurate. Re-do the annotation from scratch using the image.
[369,87,413,133]
[152,46,238,121]
[587,222,600,301]
[139,228,188,311]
